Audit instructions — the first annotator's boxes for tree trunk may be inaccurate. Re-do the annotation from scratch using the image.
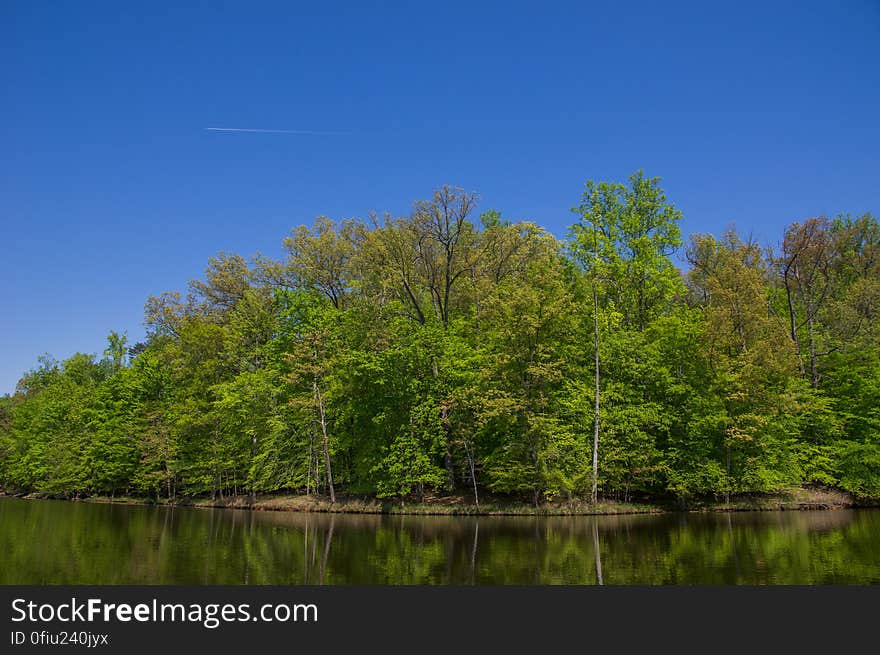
[441,404,455,491]
[807,311,819,389]
[464,439,479,507]
[592,270,600,506]
[250,431,257,506]
[726,444,731,505]
[314,375,336,504]
[783,273,806,377]
[212,420,220,501]
[306,428,313,496]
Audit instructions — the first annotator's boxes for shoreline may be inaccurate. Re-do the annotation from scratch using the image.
[2,487,873,517]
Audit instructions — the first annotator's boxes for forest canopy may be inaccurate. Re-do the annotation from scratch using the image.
[2,172,878,506]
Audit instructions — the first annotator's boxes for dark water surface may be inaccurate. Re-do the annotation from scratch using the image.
[1,497,878,584]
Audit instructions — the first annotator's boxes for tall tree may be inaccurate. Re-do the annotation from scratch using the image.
[278,291,344,503]
[570,180,620,503]
[687,231,801,497]
[570,171,683,502]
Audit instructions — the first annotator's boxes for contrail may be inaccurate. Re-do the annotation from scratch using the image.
[204,127,348,135]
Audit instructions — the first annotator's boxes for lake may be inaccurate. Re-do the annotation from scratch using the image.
[1,497,878,584]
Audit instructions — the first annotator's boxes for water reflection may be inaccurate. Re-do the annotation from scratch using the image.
[0,498,877,584]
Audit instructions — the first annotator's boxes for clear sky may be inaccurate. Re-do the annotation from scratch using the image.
[2,0,879,395]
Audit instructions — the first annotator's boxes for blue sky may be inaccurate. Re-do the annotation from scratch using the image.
[2,0,879,394]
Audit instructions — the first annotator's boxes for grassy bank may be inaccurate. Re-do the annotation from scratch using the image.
[4,486,872,516]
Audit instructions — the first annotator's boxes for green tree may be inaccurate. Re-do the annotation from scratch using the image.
[570,171,684,502]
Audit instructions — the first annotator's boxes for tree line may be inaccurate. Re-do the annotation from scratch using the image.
[1,171,878,506]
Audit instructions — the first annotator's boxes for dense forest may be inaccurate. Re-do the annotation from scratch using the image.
[2,172,878,507]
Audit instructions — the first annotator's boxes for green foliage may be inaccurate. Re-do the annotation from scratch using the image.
[1,182,878,504]
[372,400,448,499]
[835,441,880,498]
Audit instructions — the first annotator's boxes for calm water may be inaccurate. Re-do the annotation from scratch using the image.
[1,497,878,584]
